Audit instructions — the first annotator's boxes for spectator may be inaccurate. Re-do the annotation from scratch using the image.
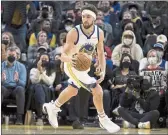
[64,16,75,32]
[27,4,60,40]
[141,14,168,43]
[95,10,113,47]
[118,78,160,129]
[109,1,120,14]
[110,53,137,114]
[156,34,168,59]
[139,43,168,71]
[29,53,56,126]
[139,49,167,92]
[97,1,120,46]
[119,45,139,74]
[112,30,143,66]
[128,3,143,31]
[50,31,67,60]
[2,1,28,53]
[121,19,143,47]
[2,32,16,47]
[145,2,168,19]
[27,31,51,69]
[1,46,27,125]
[29,19,56,49]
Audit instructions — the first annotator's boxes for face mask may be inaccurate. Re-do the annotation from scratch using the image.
[65,25,73,32]
[148,57,158,65]
[122,61,131,69]
[7,56,15,63]
[123,38,133,46]
[101,7,110,13]
[41,60,49,67]
[42,11,48,18]
[156,51,164,59]
[2,40,9,45]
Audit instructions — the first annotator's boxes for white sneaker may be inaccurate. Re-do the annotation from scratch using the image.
[123,120,136,128]
[42,102,61,128]
[138,121,150,129]
[99,115,120,133]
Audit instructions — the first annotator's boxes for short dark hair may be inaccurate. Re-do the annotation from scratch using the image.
[81,4,98,16]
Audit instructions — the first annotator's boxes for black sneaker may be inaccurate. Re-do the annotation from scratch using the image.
[72,120,84,129]
[15,114,23,125]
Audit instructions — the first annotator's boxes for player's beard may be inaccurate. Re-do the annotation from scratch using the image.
[83,21,94,29]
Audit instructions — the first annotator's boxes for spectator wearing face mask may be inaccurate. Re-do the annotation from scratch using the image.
[2,32,16,47]
[27,5,60,40]
[29,53,56,126]
[139,43,168,71]
[141,14,168,43]
[2,1,27,52]
[114,11,132,45]
[119,45,140,74]
[112,30,143,66]
[120,19,143,47]
[1,46,27,125]
[64,16,75,32]
[95,10,113,47]
[110,53,137,114]
[29,19,56,48]
[27,31,51,70]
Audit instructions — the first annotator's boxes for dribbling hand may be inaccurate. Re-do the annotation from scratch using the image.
[70,54,77,67]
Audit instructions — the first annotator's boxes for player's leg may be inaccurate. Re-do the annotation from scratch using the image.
[43,85,78,128]
[91,84,120,133]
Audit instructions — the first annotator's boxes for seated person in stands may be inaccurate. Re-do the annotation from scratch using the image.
[2,31,17,47]
[118,76,160,129]
[112,30,143,66]
[113,45,139,74]
[1,46,27,125]
[29,53,56,126]
[110,53,137,114]
[27,31,51,69]
[29,19,56,49]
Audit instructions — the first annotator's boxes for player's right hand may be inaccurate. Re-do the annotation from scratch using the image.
[70,54,77,67]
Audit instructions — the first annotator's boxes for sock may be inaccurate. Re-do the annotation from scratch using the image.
[98,111,106,118]
[55,100,62,108]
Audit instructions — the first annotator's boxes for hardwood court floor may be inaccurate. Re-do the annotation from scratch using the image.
[2,125,168,134]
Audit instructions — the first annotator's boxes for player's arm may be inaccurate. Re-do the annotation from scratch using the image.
[60,28,77,63]
[97,29,106,77]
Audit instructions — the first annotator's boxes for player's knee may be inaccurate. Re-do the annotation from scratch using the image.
[92,84,103,98]
[68,85,78,96]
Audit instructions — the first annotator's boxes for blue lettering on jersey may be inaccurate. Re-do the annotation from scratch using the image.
[79,43,95,55]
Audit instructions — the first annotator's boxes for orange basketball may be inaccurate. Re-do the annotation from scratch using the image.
[74,52,92,71]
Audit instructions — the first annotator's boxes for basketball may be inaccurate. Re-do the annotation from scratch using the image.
[74,52,92,71]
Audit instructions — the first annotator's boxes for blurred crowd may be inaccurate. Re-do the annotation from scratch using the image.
[1,1,168,129]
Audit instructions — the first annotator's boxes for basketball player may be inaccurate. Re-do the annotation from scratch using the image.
[43,4,120,133]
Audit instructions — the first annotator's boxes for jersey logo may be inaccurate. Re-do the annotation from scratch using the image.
[79,43,95,55]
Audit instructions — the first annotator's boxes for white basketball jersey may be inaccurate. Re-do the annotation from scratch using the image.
[74,24,100,55]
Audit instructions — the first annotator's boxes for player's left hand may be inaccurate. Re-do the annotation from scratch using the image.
[97,72,105,84]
